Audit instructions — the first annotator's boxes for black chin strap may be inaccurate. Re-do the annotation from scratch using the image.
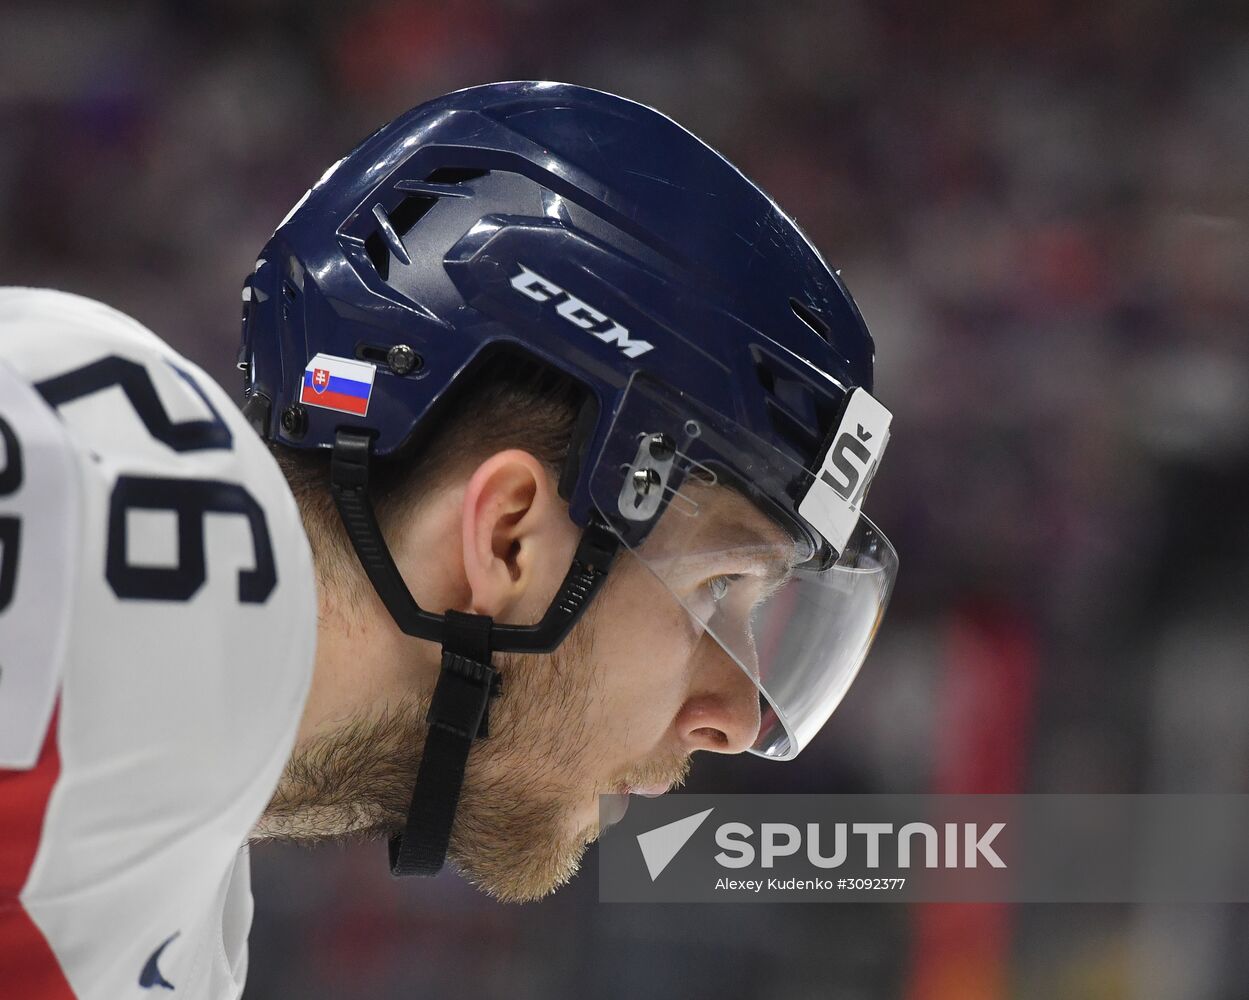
[389,608,498,875]
[328,429,616,877]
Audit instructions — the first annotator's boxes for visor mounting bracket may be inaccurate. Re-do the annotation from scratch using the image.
[619,432,676,521]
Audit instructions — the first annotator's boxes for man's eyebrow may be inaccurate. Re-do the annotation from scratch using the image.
[700,535,799,584]
[676,546,794,596]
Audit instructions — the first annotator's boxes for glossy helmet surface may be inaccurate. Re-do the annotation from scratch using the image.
[240,81,877,557]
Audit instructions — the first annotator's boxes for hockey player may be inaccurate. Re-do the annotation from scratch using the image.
[0,82,896,999]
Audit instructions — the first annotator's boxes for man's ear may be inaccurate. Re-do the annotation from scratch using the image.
[459,449,575,622]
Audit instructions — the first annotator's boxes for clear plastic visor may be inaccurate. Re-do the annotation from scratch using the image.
[590,380,898,760]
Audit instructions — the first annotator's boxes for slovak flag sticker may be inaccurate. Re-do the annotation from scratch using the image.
[300,353,376,416]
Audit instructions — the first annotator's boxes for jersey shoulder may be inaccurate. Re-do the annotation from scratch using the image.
[0,287,317,771]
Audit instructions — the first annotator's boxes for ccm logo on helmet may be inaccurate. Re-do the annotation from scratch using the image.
[510,264,654,358]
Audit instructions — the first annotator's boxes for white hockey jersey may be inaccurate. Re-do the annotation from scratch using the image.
[0,289,316,999]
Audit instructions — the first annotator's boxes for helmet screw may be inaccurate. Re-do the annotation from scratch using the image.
[387,344,421,376]
[632,468,662,496]
[647,432,675,461]
[280,403,308,439]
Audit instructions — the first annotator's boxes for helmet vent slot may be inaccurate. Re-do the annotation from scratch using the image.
[362,170,489,282]
[389,194,437,236]
[764,398,819,452]
[789,297,830,341]
[364,231,390,281]
[424,167,488,185]
[365,193,438,281]
[753,350,841,455]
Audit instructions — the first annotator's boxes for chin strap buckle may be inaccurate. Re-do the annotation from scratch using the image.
[428,648,502,742]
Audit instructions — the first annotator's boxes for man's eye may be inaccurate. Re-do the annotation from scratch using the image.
[706,574,743,603]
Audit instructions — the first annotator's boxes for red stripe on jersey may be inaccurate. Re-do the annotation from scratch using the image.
[0,712,77,999]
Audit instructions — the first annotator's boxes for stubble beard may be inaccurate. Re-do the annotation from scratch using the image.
[254,602,622,903]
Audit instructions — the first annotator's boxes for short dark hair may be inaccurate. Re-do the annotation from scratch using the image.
[275,351,586,604]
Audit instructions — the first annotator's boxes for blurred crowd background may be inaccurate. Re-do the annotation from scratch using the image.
[4,1,1248,997]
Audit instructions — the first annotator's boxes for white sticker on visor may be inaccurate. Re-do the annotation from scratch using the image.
[797,388,892,555]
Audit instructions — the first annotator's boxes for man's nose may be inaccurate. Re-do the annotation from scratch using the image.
[674,633,761,754]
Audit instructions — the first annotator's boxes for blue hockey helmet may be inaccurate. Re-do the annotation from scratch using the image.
[240,82,897,873]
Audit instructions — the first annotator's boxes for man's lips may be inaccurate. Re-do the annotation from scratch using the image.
[598,778,680,830]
